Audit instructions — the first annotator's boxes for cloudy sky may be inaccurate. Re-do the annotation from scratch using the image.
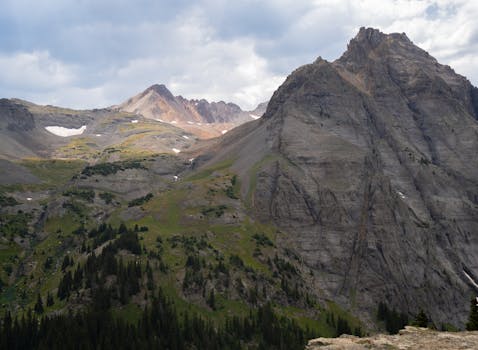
[1,0,477,110]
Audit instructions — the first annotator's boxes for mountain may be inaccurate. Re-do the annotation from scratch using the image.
[118,84,267,138]
[0,98,196,163]
[1,27,478,347]
[199,27,478,327]
[0,85,267,162]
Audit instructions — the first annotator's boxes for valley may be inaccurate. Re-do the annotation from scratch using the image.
[1,27,478,349]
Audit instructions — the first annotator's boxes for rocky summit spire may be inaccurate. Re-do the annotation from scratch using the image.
[337,27,418,67]
[146,84,176,101]
[353,27,389,48]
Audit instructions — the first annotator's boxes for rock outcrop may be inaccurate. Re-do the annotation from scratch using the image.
[0,99,51,159]
[204,27,478,327]
[0,98,36,132]
[307,327,478,349]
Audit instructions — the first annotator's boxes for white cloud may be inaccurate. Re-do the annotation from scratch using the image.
[1,0,478,110]
[0,51,74,90]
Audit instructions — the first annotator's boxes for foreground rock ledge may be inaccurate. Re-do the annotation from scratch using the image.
[306,326,478,349]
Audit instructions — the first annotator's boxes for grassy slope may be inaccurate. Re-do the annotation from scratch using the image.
[0,156,364,338]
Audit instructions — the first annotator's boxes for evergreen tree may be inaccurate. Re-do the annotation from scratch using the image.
[207,290,216,310]
[61,255,71,271]
[34,293,44,314]
[412,309,428,328]
[46,292,54,307]
[57,271,72,300]
[466,297,478,331]
[336,316,352,336]
[118,222,128,234]
[376,301,408,334]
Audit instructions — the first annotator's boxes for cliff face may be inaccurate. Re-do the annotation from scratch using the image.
[0,99,49,159]
[207,27,478,327]
[0,99,36,131]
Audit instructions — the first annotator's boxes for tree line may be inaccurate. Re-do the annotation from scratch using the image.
[0,291,313,350]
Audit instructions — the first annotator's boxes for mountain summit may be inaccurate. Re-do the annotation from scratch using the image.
[146,84,176,100]
[204,27,478,326]
[119,84,266,138]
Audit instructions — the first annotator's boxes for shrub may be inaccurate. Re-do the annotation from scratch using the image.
[128,193,153,207]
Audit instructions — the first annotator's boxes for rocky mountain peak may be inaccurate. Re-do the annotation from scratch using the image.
[145,84,175,100]
[354,27,389,48]
[353,27,411,49]
[337,27,424,68]
[209,28,478,328]
[119,83,268,138]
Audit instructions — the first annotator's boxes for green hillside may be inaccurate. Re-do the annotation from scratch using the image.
[0,155,363,349]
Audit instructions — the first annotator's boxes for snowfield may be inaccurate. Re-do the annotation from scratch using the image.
[45,125,86,137]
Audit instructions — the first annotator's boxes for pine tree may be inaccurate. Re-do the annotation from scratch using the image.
[412,309,428,327]
[207,290,216,310]
[58,270,72,299]
[118,222,128,234]
[466,297,478,330]
[61,255,70,271]
[46,292,54,307]
[34,293,44,314]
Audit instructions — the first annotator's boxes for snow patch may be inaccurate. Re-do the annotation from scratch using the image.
[172,148,181,154]
[196,123,202,126]
[45,125,86,137]
[155,118,165,123]
[464,270,478,289]
[131,119,138,124]
[95,134,102,137]
[397,191,406,199]
[249,113,260,120]
[187,121,194,125]
[26,197,32,201]
[188,158,195,163]
[171,120,178,124]
[222,130,228,134]
[173,175,179,182]
[182,135,190,140]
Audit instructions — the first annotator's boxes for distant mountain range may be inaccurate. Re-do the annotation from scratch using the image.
[0,86,267,160]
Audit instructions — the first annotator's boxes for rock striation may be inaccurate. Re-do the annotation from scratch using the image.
[205,27,478,327]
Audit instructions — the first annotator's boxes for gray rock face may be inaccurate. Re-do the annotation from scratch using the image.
[0,99,35,131]
[0,99,54,159]
[193,99,243,123]
[207,27,478,327]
